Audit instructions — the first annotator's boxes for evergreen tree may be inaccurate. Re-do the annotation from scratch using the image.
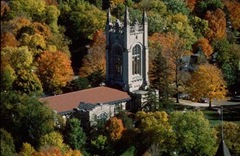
[63,118,86,151]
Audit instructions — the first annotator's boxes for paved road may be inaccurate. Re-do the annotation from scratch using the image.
[178,99,240,108]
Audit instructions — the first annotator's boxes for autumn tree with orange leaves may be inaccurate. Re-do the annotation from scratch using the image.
[193,38,213,58]
[149,32,189,102]
[223,0,240,30]
[79,30,106,78]
[185,0,197,11]
[205,8,227,41]
[187,64,227,108]
[37,51,73,94]
[105,117,124,141]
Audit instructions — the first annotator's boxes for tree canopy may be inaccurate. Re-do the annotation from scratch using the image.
[187,64,227,107]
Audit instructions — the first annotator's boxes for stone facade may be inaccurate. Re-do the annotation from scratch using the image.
[105,7,149,92]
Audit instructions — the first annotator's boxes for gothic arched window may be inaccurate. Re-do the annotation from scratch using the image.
[132,44,141,75]
[113,45,123,76]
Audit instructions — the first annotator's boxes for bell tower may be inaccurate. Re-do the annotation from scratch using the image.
[105,7,149,93]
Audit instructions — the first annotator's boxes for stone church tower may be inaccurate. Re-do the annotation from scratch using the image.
[105,7,149,93]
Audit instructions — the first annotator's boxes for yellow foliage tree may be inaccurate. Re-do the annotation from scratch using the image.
[187,64,227,107]
[19,142,35,156]
[39,131,69,153]
[134,111,174,154]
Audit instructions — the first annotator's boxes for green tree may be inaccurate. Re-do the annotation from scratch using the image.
[65,77,90,92]
[13,69,43,95]
[215,122,240,156]
[189,16,209,38]
[134,111,174,155]
[90,135,108,156]
[0,91,55,149]
[0,128,16,156]
[162,0,190,15]
[58,0,106,41]
[0,61,16,91]
[213,39,240,93]
[195,0,224,17]
[8,0,46,21]
[149,47,171,99]
[169,111,217,156]
[165,13,197,49]
[87,69,105,87]
[63,118,86,151]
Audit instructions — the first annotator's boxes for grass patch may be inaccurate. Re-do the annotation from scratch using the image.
[121,146,136,156]
[171,103,240,126]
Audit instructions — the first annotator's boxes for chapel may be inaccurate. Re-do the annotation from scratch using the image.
[40,7,151,128]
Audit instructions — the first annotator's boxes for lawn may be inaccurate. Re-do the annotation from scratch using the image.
[171,103,240,126]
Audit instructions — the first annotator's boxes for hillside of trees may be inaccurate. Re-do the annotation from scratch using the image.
[1,0,240,155]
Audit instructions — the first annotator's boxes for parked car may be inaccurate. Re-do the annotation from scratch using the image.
[179,93,190,100]
[198,97,209,103]
[230,95,240,102]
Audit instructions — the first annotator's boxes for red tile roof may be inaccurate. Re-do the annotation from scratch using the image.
[39,86,131,113]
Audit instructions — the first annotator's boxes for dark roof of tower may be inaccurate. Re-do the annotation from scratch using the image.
[39,86,131,113]
[215,140,231,156]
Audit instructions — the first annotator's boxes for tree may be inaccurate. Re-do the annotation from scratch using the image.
[169,111,217,156]
[1,32,18,47]
[39,131,69,152]
[134,111,174,155]
[0,60,16,91]
[105,117,124,141]
[58,0,106,42]
[1,46,33,70]
[0,91,55,149]
[65,77,90,92]
[79,30,106,78]
[0,128,16,156]
[156,32,189,102]
[37,51,73,94]
[90,134,108,155]
[19,143,35,156]
[13,69,43,95]
[204,8,227,41]
[162,0,190,15]
[193,38,213,58]
[195,0,224,17]
[189,16,209,39]
[213,39,240,93]
[215,122,240,156]
[223,0,240,30]
[1,46,43,95]
[116,111,133,129]
[187,64,227,108]
[8,0,46,21]
[165,14,197,49]
[63,118,86,151]
[185,0,197,11]
[149,46,171,99]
